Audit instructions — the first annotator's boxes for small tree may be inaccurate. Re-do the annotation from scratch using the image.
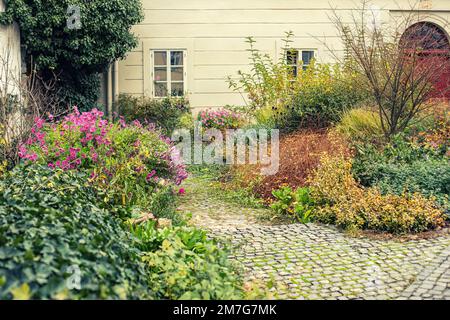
[227,32,296,125]
[327,1,450,139]
[0,0,143,110]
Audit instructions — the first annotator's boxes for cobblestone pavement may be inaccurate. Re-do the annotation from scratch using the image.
[178,178,450,300]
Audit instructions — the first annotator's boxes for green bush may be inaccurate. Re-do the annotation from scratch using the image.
[0,165,151,300]
[228,34,367,129]
[131,222,243,300]
[118,94,190,135]
[227,34,297,128]
[283,62,367,129]
[352,137,450,212]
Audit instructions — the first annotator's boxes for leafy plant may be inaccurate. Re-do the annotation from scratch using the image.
[228,33,366,129]
[131,223,243,300]
[309,155,446,233]
[284,62,367,129]
[227,33,297,127]
[118,94,190,135]
[352,136,450,212]
[0,165,151,300]
[292,188,315,224]
[271,186,315,223]
[18,108,188,209]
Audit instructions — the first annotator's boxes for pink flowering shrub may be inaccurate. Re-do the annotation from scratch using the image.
[19,107,188,207]
[198,109,244,130]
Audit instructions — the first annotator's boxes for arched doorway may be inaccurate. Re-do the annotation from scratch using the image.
[400,22,450,99]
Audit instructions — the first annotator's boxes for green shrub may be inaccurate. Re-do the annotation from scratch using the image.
[309,155,446,233]
[118,94,190,135]
[0,165,151,300]
[228,34,367,129]
[335,108,383,144]
[284,62,367,129]
[352,136,450,212]
[131,223,243,300]
[271,186,315,223]
[227,34,297,128]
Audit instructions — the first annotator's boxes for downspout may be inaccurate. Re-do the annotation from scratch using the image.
[106,64,113,121]
[113,60,119,116]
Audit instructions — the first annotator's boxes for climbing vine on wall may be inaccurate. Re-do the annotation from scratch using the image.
[0,0,144,110]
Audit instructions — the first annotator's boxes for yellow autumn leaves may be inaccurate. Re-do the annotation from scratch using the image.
[308,154,446,233]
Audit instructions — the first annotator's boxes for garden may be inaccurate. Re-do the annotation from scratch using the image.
[0,2,449,301]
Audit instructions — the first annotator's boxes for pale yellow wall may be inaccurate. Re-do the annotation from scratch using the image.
[0,0,21,95]
[118,0,450,112]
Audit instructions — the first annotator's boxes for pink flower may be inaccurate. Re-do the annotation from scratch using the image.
[18,145,27,158]
[178,188,186,195]
[28,153,38,162]
[91,152,98,162]
[146,170,157,182]
[34,117,45,129]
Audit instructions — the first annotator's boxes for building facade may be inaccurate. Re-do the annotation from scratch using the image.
[0,0,21,95]
[104,0,450,113]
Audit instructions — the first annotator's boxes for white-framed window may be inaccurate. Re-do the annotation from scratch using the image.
[286,49,316,76]
[151,50,186,97]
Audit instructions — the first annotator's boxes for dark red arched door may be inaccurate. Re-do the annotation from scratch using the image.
[401,22,450,100]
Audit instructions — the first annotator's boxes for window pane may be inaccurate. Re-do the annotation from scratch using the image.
[171,82,184,96]
[155,82,168,97]
[154,51,167,66]
[171,67,184,81]
[286,50,298,65]
[171,51,184,66]
[154,67,167,81]
[302,51,314,65]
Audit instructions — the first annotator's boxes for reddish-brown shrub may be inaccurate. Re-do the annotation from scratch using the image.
[246,129,351,200]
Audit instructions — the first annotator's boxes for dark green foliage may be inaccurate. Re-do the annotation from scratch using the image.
[118,94,191,135]
[131,222,243,300]
[57,72,102,112]
[0,165,151,300]
[284,78,367,129]
[0,0,143,110]
[0,165,244,300]
[148,186,184,225]
[352,136,450,212]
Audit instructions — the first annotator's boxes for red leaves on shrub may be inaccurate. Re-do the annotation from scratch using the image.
[252,129,351,200]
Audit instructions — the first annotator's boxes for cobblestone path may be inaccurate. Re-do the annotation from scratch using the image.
[178,178,450,300]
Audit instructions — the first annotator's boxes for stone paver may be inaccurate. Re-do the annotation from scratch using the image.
[397,245,450,300]
[179,178,450,300]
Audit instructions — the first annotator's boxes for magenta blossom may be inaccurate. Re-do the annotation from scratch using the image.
[146,170,157,182]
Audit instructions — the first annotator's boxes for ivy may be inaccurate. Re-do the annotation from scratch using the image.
[0,0,144,110]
